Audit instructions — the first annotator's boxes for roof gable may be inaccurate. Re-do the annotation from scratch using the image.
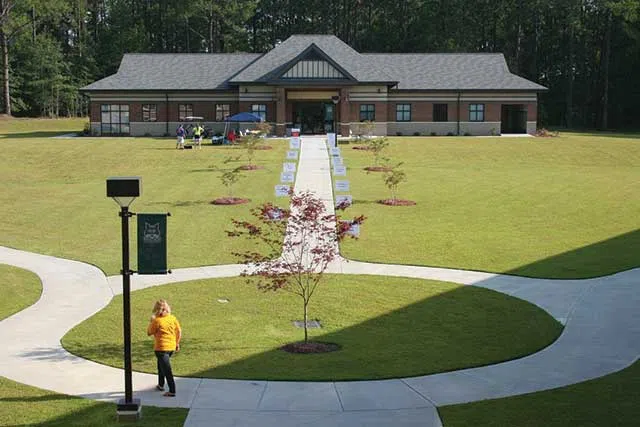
[277,44,353,82]
[230,35,395,84]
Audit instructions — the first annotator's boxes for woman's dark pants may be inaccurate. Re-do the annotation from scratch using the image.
[155,351,175,393]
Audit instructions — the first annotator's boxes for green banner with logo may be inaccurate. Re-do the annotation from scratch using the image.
[137,214,168,275]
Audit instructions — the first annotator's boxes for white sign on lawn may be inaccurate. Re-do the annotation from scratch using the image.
[286,150,298,160]
[283,162,296,173]
[280,172,295,183]
[335,180,350,192]
[330,147,341,157]
[333,165,347,176]
[289,137,300,150]
[332,156,343,167]
[327,132,336,148]
[275,185,290,197]
[335,195,352,207]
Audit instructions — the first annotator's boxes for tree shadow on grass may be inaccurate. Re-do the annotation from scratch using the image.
[0,131,80,139]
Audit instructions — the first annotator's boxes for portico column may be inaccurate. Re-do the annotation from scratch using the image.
[275,87,286,137]
[339,88,350,136]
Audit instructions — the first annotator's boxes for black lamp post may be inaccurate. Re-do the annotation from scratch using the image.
[106,177,142,420]
[331,95,340,135]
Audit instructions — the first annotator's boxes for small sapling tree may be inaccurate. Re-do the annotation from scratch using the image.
[383,162,407,202]
[227,191,365,346]
[212,157,245,202]
[367,136,390,166]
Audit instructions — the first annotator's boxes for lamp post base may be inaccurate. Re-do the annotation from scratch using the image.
[116,398,142,422]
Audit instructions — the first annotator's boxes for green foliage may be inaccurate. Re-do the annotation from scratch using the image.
[367,136,390,165]
[382,161,407,201]
[213,157,245,197]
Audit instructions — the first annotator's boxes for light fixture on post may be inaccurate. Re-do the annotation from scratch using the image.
[106,176,142,421]
[331,95,340,134]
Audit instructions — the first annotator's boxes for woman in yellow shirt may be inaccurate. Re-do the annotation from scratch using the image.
[147,299,182,397]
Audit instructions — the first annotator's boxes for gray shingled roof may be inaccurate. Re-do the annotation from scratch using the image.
[82,36,546,92]
[367,53,546,91]
[81,53,260,91]
[229,35,396,84]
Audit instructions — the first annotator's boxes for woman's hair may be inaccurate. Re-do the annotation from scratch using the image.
[152,299,171,317]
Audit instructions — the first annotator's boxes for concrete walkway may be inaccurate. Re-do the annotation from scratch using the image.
[0,136,638,427]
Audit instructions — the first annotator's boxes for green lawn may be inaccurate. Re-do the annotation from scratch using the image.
[339,133,640,278]
[0,261,187,427]
[0,118,288,274]
[63,275,562,381]
[440,360,640,427]
[0,264,42,320]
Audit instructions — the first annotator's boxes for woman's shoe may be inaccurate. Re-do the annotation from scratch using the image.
[155,385,164,391]
[163,392,176,397]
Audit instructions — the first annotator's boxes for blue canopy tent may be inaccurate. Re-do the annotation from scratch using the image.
[221,112,263,142]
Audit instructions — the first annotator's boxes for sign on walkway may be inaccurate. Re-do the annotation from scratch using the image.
[275,185,290,197]
[333,165,347,176]
[286,150,298,160]
[283,162,296,173]
[335,195,352,207]
[335,180,350,192]
[281,172,295,183]
[290,138,300,150]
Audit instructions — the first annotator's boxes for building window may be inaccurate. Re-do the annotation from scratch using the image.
[469,104,485,122]
[433,104,448,122]
[251,104,266,121]
[142,104,157,122]
[359,104,375,121]
[179,104,193,121]
[100,104,129,135]
[396,104,411,122]
[215,104,230,121]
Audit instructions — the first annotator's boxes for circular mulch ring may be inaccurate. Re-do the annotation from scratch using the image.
[238,165,264,170]
[255,145,273,150]
[281,341,341,354]
[364,166,393,172]
[352,145,371,150]
[211,197,250,205]
[378,199,416,206]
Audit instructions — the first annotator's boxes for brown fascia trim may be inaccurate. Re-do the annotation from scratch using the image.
[80,88,236,94]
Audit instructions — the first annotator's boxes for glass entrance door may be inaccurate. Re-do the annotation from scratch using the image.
[293,102,335,134]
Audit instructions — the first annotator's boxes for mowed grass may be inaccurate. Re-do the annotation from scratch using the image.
[439,360,640,427]
[0,262,187,427]
[62,275,562,381]
[339,134,640,278]
[0,264,42,319]
[0,118,288,274]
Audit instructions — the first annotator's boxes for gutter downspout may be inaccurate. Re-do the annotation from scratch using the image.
[456,91,461,136]
[165,93,169,136]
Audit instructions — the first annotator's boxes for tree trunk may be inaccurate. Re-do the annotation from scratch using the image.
[303,299,308,343]
[0,28,10,116]
[601,10,612,129]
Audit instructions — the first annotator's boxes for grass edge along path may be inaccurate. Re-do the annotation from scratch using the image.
[439,359,640,427]
[0,263,188,427]
[63,275,563,381]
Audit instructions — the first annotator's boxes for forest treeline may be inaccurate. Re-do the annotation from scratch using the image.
[0,0,638,129]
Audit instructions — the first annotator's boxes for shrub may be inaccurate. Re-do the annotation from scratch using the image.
[143,132,152,137]
[396,131,403,136]
[463,132,472,136]
[536,128,559,137]
[413,132,421,136]
[430,132,437,136]
[447,132,455,136]
[82,122,90,136]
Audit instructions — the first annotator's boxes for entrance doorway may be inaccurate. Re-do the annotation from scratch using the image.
[293,102,335,134]
[501,104,527,134]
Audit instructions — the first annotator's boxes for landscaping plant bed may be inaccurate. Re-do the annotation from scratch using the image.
[352,145,371,150]
[255,145,273,150]
[281,341,341,354]
[378,199,416,206]
[211,197,250,205]
[364,166,393,172]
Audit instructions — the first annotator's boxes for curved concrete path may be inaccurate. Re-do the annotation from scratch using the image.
[1,136,638,427]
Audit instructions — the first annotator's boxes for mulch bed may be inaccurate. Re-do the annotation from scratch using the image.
[378,199,416,206]
[364,166,393,172]
[211,197,250,205]
[281,341,341,354]
[352,145,371,150]
[238,165,264,170]
[255,145,273,150]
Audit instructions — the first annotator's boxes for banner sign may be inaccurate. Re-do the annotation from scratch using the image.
[283,162,297,173]
[275,185,291,197]
[335,180,350,192]
[281,172,295,183]
[335,195,353,207]
[327,133,336,148]
[289,137,300,149]
[137,213,168,275]
[333,165,347,176]
[286,150,299,160]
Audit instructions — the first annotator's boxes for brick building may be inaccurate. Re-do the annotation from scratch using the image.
[82,34,546,137]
